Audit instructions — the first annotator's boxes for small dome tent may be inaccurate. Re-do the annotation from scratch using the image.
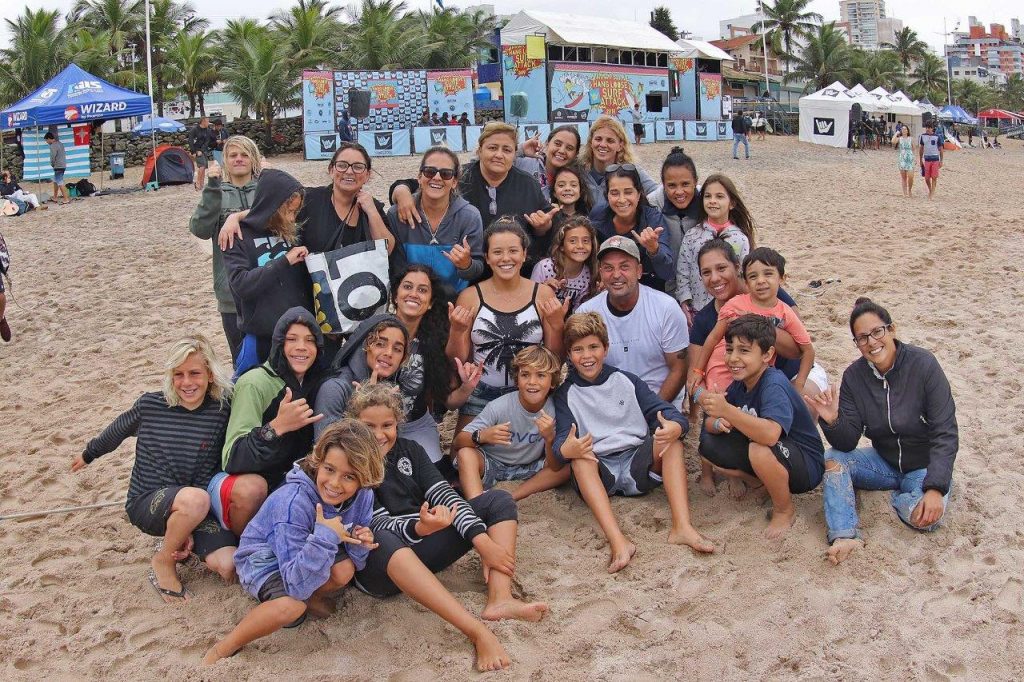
[140,145,194,186]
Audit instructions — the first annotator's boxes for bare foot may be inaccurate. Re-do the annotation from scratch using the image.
[306,593,337,619]
[764,507,796,540]
[150,554,185,603]
[668,526,715,553]
[826,538,864,566]
[698,473,717,497]
[607,540,637,574]
[472,629,511,672]
[202,644,229,665]
[482,598,549,623]
[727,478,747,500]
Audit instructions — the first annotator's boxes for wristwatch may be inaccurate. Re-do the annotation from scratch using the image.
[471,430,482,446]
[258,423,279,442]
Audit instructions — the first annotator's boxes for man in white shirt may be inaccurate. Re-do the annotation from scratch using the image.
[577,236,689,407]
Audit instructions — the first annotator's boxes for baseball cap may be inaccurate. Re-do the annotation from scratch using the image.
[597,235,641,261]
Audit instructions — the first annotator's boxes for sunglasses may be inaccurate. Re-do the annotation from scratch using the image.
[486,185,497,215]
[420,166,457,181]
[605,163,637,175]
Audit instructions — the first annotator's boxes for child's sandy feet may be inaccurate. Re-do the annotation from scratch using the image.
[668,526,715,553]
[482,598,549,622]
[150,554,186,603]
[607,540,637,574]
[764,507,796,540]
[306,593,337,619]
[727,478,748,500]
[472,629,511,672]
[699,472,717,497]
[826,538,864,565]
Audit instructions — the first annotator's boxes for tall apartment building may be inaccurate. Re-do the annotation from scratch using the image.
[839,0,902,50]
[946,17,1024,77]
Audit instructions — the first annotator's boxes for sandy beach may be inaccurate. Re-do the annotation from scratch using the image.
[1,135,1022,680]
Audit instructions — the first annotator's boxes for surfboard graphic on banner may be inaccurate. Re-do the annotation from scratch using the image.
[306,239,390,334]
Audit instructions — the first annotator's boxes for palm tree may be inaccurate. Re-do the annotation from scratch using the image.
[880,27,928,74]
[166,29,218,116]
[215,18,270,119]
[785,22,852,92]
[415,8,498,69]
[952,78,987,114]
[220,31,299,143]
[147,0,207,115]
[1002,73,1024,111]
[0,8,69,106]
[339,0,425,70]
[271,0,345,71]
[65,28,124,83]
[751,0,823,75]
[849,48,903,91]
[909,52,948,104]
[68,0,143,55]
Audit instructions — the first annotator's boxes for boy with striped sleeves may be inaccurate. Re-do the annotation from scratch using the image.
[73,336,238,602]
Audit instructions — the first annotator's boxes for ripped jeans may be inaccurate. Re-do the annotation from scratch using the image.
[823,446,950,544]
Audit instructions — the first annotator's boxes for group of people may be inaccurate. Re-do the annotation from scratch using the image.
[419,110,472,128]
[892,120,945,199]
[72,116,959,671]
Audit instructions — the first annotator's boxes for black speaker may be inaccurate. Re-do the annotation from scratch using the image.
[348,88,371,119]
[850,102,862,125]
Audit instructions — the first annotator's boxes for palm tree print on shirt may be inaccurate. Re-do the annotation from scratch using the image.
[475,314,541,384]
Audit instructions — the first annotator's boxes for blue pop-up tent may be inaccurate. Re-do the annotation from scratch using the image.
[132,115,185,135]
[1,63,153,190]
[939,105,978,125]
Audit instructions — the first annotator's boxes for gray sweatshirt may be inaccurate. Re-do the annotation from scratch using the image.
[387,194,484,289]
[49,139,67,170]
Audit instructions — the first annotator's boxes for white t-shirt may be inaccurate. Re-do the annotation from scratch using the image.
[577,285,689,397]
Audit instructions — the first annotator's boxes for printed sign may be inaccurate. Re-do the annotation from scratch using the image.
[501,44,547,123]
[426,70,475,124]
[306,240,391,334]
[813,117,836,136]
[412,126,464,153]
[302,70,336,132]
[358,128,412,157]
[550,63,669,123]
[304,132,341,160]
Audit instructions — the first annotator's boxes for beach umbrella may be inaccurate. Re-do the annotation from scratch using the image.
[132,115,184,135]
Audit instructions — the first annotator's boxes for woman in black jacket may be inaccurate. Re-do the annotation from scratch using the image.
[805,298,958,565]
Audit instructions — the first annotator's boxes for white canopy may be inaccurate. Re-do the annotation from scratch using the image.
[500,10,683,53]
[798,81,855,146]
[675,39,734,62]
[870,86,922,116]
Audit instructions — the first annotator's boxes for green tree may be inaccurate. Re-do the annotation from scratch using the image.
[951,78,987,113]
[849,48,903,91]
[65,28,123,83]
[220,31,299,143]
[271,0,345,70]
[416,8,498,69]
[147,0,207,115]
[68,0,143,55]
[785,22,852,92]
[166,29,218,116]
[908,52,948,104]
[1001,73,1024,111]
[0,8,69,106]
[338,0,424,70]
[649,7,678,41]
[751,0,823,74]
[880,27,928,73]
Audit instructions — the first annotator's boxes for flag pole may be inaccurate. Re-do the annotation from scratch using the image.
[145,0,158,185]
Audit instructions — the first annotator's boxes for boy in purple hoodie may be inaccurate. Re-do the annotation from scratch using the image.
[203,420,383,664]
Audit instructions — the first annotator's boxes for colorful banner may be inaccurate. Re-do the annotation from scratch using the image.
[358,128,412,157]
[717,120,733,137]
[334,70,427,131]
[656,119,685,141]
[22,125,91,181]
[304,131,341,160]
[685,120,718,141]
[671,60,697,121]
[412,126,464,153]
[426,70,475,124]
[518,123,551,143]
[549,63,669,123]
[501,44,547,123]
[302,70,336,132]
[465,125,483,151]
[699,73,723,122]
[307,240,391,335]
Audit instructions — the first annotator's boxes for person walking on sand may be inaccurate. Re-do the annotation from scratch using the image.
[918,122,943,200]
[629,103,645,145]
[731,110,750,160]
[893,124,916,198]
[44,132,69,205]
[189,116,216,190]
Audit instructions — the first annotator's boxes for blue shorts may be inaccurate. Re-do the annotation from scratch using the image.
[460,382,516,417]
[481,453,545,489]
[53,169,65,184]
[570,434,660,497]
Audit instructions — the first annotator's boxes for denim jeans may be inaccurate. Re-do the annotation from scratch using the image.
[732,133,749,158]
[823,446,950,544]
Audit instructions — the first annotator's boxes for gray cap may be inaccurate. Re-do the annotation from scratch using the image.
[597,235,641,261]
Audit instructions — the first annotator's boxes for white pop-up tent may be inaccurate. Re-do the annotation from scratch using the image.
[798,81,857,147]
[869,86,924,136]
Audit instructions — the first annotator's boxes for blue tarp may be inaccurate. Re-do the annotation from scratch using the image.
[1,63,151,129]
[132,115,185,135]
[939,105,978,125]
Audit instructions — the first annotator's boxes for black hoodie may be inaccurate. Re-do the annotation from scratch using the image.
[313,313,405,440]
[223,168,313,342]
[222,307,327,489]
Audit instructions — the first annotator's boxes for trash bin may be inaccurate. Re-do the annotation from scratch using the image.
[109,152,125,179]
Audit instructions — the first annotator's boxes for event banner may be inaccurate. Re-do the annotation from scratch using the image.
[334,70,427,131]
[302,70,336,132]
[670,58,697,121]
[501,44,548,123]
[656,119,685,141]
[698,73,723,122]
[412,126,464,153]
[358,128,412,157]
[717,120,734,137]
[21,125,91,181]
[304,131,341,161]
[426,70,475,124]
[518,123,551,143]
[306,240,390,335]
[685,120,718,141]
[549,63,669,123]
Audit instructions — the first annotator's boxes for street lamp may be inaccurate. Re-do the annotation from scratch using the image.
[757,0,772,102]
[938,18,960,105]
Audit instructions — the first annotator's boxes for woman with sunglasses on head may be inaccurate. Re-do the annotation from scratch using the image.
[588,164,674,292]
[579,116,660,207]
[389,122,553,273]
[803,298,958,567]
[387,147,484,293]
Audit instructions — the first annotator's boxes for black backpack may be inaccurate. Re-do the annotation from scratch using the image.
[75,178,96,197]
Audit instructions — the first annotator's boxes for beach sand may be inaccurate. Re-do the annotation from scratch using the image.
[1,136,1022,679]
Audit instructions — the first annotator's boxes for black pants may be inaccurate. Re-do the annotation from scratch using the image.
[220,312,244,366]
[354,489,517,598]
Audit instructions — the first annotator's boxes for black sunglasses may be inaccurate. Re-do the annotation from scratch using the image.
[605,163,637,175]
[420,166,457,181]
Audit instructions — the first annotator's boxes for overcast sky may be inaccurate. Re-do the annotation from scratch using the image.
[3,0,1018,53]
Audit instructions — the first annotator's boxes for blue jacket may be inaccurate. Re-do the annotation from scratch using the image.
[234,464,375,600]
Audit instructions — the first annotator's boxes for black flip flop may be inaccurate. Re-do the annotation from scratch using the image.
[148,569,191,602]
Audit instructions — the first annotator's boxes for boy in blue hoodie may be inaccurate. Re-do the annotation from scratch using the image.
[203,419,382,664]
[553,312,713,574]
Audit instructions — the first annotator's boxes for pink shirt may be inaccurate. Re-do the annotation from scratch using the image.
[704,294,811,390]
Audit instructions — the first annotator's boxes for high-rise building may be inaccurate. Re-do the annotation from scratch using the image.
[839,0,902,50]
[946,18,1024,77]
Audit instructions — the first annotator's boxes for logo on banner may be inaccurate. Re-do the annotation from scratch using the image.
[430,128,447,144]
[502,44,543,77]
[307,74,332,100]
[320,135,337,153]
[813,117,835,135]
[822,88,839,97]
[431,74,465,96]
[73,126,91,146]
[374,132,393,150]
[589,74,632,115]
[30,88,58,104]
[695,122,707,136]
[67,80,103,98]
[64,106,80,121]
[717,122,728,135]
[80,101,127,116]
[524,125,539,139]
[665,122,675,135]
[307,241,391,334]
[6,112,27,127]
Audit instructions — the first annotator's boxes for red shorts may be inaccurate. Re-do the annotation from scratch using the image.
[923,160,941,179]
